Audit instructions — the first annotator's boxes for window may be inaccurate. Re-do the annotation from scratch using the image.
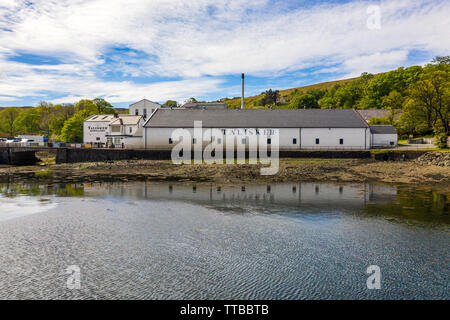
[267,138,271,144]
[315,138,320,145]
[114,137,121,144]
[129,127,132,133]
[96,137,100,141]
[242,138,246,144]
[193,138,197,144]
[390,141,394,146]
[151,109,155,113]
[135,109,139,115]
[217,138,222,144]
[293,138,297,144]
[169,138,173,144]
[111,126,121,133]
[143,109,147,117]
[339,138,344,145]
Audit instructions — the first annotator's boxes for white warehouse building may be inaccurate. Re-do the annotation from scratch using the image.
[83,107,397,150]
[142,108,383,150]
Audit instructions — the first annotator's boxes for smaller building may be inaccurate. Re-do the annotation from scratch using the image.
[370,125,398,147]
[83,114,116,145]
[83,114,144,148]
[106,115,144,148]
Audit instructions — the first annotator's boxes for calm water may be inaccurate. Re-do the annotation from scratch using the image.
[0,181,448,300]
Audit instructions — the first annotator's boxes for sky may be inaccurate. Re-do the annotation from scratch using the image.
[0,0,449,108]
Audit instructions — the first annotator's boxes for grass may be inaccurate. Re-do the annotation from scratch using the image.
[34,170,51,177]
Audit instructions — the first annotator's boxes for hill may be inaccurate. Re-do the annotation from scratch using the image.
[222,77,357,109]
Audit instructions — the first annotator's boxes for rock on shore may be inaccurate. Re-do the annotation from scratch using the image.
[415,152,450,167]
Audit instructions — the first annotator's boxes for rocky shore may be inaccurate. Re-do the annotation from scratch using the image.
[0,157,449,189]
[415,152,450,167]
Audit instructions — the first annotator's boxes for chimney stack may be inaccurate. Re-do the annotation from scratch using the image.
[241,73,244,109]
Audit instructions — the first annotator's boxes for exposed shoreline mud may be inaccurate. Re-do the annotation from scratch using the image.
[0,159,449,191]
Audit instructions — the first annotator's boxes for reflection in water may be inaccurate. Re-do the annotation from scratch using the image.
[0,194,57,221]
[1,181,447,224]
[0,181,448,299]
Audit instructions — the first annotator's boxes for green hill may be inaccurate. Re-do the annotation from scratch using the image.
[222,77,357,109]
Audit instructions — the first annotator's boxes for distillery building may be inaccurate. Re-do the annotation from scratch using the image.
[142,108,379,150]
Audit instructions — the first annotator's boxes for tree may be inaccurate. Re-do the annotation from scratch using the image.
[381,91,403,124]
[93,98,115,114]
[431,56,450,65]
[165,100,178,107]
[409,67,449,136]
[292,94,319,109]
[261,89,279,106]
[60,109,94,142]
[48,104,76,140]
[13,108,42,135]
[0,107,21,136]
[36,101,53,136]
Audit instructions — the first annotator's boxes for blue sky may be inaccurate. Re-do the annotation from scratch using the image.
[0,0,448,108]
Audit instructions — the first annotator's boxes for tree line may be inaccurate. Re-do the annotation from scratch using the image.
[0,98,118,142]
[256,56,449,145]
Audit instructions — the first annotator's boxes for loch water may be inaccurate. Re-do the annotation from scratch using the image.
[0,181,448,299]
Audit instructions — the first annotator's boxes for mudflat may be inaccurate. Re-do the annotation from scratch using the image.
[1,158,449,189]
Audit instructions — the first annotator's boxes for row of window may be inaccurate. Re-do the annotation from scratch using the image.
[168,138,345,145]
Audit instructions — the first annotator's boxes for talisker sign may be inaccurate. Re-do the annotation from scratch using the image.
[87,126,107,132]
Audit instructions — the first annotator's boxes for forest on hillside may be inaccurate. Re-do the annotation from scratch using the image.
[0,57,448,145]
[224,56,449,145]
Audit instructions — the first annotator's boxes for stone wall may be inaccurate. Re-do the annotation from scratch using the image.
[56,148,372,164]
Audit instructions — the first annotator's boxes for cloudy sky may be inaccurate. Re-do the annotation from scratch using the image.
[0,0,448,108]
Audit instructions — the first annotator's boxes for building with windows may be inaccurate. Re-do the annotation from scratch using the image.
[142,108,375,150]
[129,99,162,119]
[84,105,397,150]
[83,114,144,148]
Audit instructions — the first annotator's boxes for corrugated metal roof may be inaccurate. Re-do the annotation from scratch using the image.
[144,109,369,128]
[369,125,397,134]
[110,115,143,125]
[84,115,115,122]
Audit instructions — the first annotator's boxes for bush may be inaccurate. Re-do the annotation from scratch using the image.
[434,124,448,148]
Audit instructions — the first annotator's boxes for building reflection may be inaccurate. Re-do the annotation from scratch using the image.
[82,181,398,210]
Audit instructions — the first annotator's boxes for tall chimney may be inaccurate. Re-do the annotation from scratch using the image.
[241,73,244,109]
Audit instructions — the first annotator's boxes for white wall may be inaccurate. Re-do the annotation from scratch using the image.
[372,133,397,147]
[130,100,161,117]
[301,128,369,149]
[83,121,110,144]
[145,127,369,150]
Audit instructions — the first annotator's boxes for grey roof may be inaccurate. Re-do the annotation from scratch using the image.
[370,125,397,134]
[144,109,369,128]
[182,102,227,109]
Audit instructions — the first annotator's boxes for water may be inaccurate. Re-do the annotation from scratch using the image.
[0,181,448,300]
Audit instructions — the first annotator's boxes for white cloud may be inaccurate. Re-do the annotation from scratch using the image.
[0,0,449,105]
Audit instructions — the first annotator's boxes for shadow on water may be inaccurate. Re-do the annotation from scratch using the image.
[1,181,448,225]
